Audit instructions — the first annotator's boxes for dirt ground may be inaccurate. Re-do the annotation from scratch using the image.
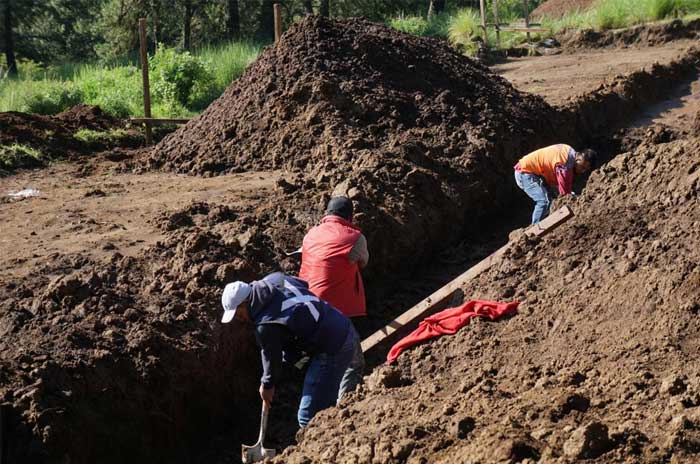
[1,17,700,464]
[492,40,697,105]
[531,0,597,19]
[0,161,277,279]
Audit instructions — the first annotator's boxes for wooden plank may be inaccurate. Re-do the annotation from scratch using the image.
[273,3,282,43]
[129,117,190,125]
[499,27,549,33]
[138,18,153,145]
[361,206,574,353]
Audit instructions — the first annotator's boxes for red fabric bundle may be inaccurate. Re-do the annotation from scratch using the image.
[386,300,519,363]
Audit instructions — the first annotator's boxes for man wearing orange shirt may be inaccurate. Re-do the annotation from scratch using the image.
[514,144,597,224]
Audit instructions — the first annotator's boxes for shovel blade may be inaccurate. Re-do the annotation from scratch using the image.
[242,444,276,463]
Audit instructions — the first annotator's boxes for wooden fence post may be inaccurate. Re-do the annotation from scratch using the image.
[523,0,531,45]
[479,0,488,46]
[273,3,282,43]
[493,0,501,48]
[138,18,153,145]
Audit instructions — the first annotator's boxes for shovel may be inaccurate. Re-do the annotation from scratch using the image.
[241,403,276,463]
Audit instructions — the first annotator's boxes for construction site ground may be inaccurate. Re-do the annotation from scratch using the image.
[1,17,699,464]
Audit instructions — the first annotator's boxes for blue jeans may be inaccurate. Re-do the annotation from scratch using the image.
[338,326,365,399]
[297,328,358,427]
[514,170,551,224]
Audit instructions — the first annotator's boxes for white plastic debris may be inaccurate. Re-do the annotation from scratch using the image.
[7,188,41,199]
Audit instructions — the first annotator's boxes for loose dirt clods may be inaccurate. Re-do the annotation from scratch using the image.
[1,14,700,464]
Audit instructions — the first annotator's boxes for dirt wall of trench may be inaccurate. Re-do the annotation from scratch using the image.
[0,16,699,464]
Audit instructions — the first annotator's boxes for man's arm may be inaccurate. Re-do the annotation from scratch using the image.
[256,325,284,392]
[555,164,574,196]
[348,233,369,269]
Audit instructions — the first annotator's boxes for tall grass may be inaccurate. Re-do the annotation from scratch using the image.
[551,0,700,31]
[389,11,451,37]
[0,40,262,118]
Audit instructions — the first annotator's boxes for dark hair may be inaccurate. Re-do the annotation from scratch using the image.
[325,196,353,221]
[579,149,598,169]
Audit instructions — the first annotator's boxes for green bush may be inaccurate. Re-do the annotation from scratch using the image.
[390,14,430,35]
[448,8,484,54]
[20,80,84,114]
[150,44,217,110]
[73,64,142,117]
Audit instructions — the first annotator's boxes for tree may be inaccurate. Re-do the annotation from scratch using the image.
[255,0,274,41]
[2,0,17,76]
[303,0,313,14]
[319,0,329,16]
[227,0,240,39]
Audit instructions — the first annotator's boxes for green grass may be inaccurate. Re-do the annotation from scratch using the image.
[547,0,700,31]
[74,128,139,146]
[388,11,451,38]
[0,143,47,172]
[0,40,262,118]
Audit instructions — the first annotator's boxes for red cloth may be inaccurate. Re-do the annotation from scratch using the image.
[299,215,367,317]
[386,300,519,363]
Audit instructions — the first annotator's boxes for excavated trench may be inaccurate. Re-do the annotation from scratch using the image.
[0,17,699,464]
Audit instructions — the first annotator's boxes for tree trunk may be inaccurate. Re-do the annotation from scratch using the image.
[256,0,274,42]
[319,0,329,17]
[183,0,192,50]
[2,0,17,77]
[227,0,240,40]
[303,0,313,15]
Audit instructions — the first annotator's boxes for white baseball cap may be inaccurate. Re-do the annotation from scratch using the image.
[221,281,252,323]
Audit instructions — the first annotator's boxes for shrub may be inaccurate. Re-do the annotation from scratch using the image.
[389,14,430,36]
[20,80,84,114]
[74,65,142,117]
[150,45,216,110]
[448,8,484,54]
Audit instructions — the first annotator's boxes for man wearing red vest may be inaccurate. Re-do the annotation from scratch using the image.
[514,144,597,224]
[299,196,368,398]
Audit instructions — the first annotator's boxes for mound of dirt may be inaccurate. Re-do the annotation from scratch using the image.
[531,0,597,19]
[561,19,700,49]
[274,132,700,463]
[0,105,144,172]
[144,15,556,176]
[142,15,560,298]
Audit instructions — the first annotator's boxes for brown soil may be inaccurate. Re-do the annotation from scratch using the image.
[531,0,597,19]
[492,41,696,106]
[1,15,699,464]
[275,131,700,464]
[0,105,145,168]
[561,19,700,49]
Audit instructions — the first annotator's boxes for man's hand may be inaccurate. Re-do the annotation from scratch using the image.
[259,384,275,407]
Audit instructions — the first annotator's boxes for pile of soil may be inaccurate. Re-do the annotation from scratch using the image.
[1,15,698,464]
[531,0,597,19]
[274,131,700,463]
[143,15,560,290]
[0,17,559,463]
[0,105,148,173]
[561,19,700,49]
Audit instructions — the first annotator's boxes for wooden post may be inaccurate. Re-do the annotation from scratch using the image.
[493,0,501,48]
[138,18,153,145]
[273,3,282,43]
[479,0,488,46]
[523,0,531,46]
[361,206,574,354]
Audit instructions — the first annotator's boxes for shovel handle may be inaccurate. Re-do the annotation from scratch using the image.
[258,402,270,446]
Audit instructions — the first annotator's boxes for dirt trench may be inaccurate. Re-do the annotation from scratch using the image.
[0,19,699,464]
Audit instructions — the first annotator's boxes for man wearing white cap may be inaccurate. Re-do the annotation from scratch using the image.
[221,272,358,427]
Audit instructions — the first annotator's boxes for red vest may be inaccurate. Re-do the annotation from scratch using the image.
[298,215,367,317]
